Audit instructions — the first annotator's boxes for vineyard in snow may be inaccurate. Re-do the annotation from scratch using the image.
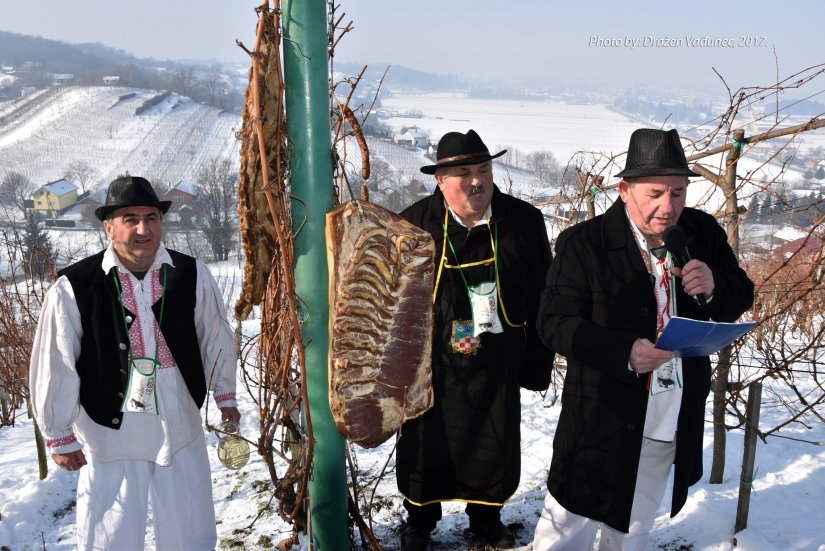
[0,85,241,190]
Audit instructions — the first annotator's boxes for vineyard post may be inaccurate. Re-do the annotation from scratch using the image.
[281,0,348,547]
[735,381,762,533]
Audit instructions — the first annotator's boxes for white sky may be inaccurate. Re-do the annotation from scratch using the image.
[1,1,824,93]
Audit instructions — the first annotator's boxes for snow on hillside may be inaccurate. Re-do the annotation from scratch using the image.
[376,92,644,163]
[0,86,241,189]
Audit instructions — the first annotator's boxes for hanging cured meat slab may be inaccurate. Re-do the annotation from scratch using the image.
[325,200,435,448]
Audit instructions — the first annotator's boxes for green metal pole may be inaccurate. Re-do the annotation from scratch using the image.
[281,1,348,549]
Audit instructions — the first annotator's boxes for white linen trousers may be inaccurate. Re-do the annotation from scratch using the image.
[76,434,216,551]
[533,437,677,551]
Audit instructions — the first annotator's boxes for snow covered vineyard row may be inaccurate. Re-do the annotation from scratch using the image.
[0,86,241,187]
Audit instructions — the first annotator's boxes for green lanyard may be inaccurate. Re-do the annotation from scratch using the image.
[444,215,497,296]
[112,265,167,362]
[440,211,522,328]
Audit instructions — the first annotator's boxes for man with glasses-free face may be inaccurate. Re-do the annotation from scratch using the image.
[30,176,240,550]
[395,130,555,550]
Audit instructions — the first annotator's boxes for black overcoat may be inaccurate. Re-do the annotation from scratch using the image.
[396,185,553,505]
[537,198,754,532]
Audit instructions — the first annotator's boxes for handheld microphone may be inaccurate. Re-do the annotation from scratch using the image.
[662,225,707,307]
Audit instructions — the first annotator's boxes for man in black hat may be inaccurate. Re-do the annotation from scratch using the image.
[30,176,240,549]
[396,130,555,550]
[532,129,754,549]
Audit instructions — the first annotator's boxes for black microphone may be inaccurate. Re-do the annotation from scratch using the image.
[662,225,708,307]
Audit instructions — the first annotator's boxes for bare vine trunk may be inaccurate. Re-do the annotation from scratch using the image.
[32,408,48,480]
[709,129,744,483]
[709,345,732,483]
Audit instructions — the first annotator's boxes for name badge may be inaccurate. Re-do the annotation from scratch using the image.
[468,281,503,337]
[650,357,683,395]
[121,357,159,415]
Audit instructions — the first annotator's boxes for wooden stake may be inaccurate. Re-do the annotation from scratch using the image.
[735,382,762,533]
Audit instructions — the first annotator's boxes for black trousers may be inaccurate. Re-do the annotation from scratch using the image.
[403,499,502,531]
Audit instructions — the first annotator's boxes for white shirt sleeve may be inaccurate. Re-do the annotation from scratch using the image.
[28,277,84,454]
[194,261,238,409]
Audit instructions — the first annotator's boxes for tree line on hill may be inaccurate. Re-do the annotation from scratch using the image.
[0,31,244,112]
[614,89,825,127]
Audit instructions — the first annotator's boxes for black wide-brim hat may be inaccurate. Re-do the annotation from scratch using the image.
[616,128,700,179]
[420,129,506,175]
[94,176,172,221]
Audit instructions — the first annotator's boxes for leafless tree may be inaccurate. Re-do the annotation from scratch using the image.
[359,157,400,210]
[63,160,97,194]
[173,68,196,98]
[0,221,54,478]
[0,171,35,218]
[525,150,562,186]
[193,158,239,262]
[200,73,229,109]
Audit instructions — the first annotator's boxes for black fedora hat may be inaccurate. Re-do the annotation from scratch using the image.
[616,128,700,179]
[420,129,506,175]
[94,176,172,221]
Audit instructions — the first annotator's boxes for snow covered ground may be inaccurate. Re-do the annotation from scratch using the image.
[1,259,823,550]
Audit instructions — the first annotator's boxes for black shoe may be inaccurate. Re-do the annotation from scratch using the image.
[400,523,431,551]
[469,519,516,549]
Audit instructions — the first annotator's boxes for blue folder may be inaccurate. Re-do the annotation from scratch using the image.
[654,316,757,357]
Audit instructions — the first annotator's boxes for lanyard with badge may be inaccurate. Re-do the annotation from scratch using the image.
[434,209,522,341]
[113,266,167,415]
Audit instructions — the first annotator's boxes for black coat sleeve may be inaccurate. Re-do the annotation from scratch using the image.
[520,206,555,390]
[681,211,754,322]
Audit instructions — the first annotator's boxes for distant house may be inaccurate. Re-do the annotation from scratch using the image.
[393,127,429,148]
[20,61,44,72]
[165,180,198,209]
[68,192,104,223]
[31,179,79,216]
[52,73,75,85]
[102,76,120,85]
[774,235,822,259]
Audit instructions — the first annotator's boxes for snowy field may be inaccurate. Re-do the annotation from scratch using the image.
[376,92,645,164]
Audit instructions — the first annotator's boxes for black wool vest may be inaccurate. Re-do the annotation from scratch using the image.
[59,249,207,429]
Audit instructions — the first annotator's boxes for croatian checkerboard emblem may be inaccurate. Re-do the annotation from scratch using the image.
[450,320,480,354]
